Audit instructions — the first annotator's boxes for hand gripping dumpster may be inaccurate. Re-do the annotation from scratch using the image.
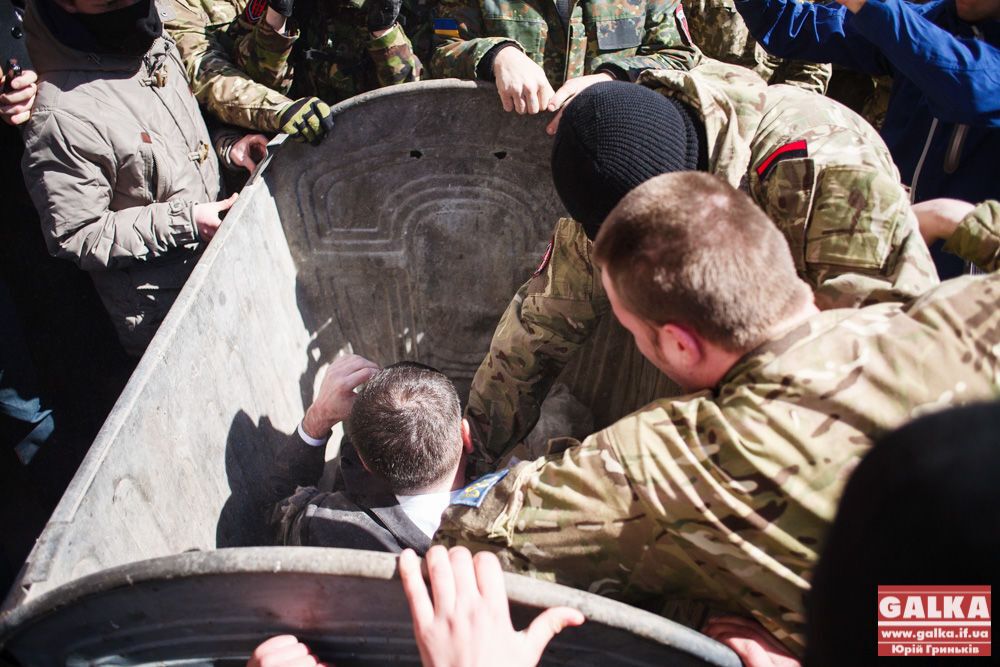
[0,81,738,666]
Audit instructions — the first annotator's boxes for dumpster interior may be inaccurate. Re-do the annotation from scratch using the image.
[0,82,720,665]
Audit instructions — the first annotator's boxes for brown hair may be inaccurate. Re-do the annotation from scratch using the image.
[592,172,809,351]
[346,362,462,494]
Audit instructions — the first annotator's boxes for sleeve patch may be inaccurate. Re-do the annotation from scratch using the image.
[450,469,509,507]
[434,17,461,38]
[532,238,554,277]
[243,0,268,24]
[756,140,809,180]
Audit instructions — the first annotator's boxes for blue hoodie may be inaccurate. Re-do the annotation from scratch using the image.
[734,0,1000,207]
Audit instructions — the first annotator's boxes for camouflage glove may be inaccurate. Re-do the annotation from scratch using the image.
[366,0,402,32]
[268,0,295,17]
[278,97,334,145]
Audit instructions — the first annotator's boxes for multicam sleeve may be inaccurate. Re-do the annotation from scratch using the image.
[429,0,520,80]
[943,201,1000,273]
[464,218,610,474]
[595,0,702,80]
[435,431,659,595]
[369,22,424,85]
[766,58,831,94]
[166,0,293,132]
[227,10,297,94]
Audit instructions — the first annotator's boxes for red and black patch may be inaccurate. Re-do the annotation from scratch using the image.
[533,238,554,277]
[674,5,692,45]
[243,0,268,24]
[756,140,808,180]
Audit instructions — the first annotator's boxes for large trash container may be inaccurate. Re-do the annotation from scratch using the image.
[0,81,724,665]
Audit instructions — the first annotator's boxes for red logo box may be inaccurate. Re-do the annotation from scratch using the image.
[877,586,991,657]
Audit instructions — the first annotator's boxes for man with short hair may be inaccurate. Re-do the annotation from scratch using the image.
[467,70,940,468]
[435,172,1000,655]
[270,355,474,554]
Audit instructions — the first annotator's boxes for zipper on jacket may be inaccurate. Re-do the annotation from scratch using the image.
[909,117,938,203]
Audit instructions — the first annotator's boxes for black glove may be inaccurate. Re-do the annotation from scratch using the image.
[278,97,335,145]
[268,0,295,18]
[366,0,403,33]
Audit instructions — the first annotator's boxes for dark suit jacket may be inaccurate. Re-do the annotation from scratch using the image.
[268,433,431,554]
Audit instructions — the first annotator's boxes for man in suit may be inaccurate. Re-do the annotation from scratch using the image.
[268,355,474,554]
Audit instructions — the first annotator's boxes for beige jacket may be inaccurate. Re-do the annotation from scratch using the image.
[21,1,221,354]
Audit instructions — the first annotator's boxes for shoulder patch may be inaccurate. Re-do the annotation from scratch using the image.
[434,18,460,38]
[450,469,509,508]
[243,0,268,24]
[532,238,554,277]
[756,140,809,180]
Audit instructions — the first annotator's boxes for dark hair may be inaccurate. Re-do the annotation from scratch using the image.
[805,402,1000,666]
[592,172,810,351]
[346,362,462,494]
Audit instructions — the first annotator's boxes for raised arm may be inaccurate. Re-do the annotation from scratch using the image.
[465,218,610,473]
[841,0,1000,125]
[733,0,891,75]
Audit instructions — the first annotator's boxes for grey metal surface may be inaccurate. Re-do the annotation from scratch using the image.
[267,80,567,401]
[0,549,741,667]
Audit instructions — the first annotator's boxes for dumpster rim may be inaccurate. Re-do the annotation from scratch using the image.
[0,547,741,667]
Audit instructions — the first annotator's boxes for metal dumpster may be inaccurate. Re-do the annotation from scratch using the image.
[0,81,718,665]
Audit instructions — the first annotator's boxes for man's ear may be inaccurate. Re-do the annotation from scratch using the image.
[657,323,704,369]
[460,418,473,454]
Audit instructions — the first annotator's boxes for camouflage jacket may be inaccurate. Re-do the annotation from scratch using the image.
[943,200,1000,273]
[224,0,427,105]
[466,60,940,465]
[430,0,701,87]
[167,0,293,131]
[438,216,1000,653]
[683,0,830,93]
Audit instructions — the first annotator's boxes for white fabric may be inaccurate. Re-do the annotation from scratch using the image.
[394,490,453,539]
[297,422,329,447]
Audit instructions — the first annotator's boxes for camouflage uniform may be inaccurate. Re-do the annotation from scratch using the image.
[224,0,427,105]
[466,60,939,466]
[437,208,1000,655]
[167,0,293,131]
[683,0,830,93]
[943,200,1000,273]
[430,0,701,87]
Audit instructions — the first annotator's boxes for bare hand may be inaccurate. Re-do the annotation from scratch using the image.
[0,68,38,126]
[229,133,269,172]
[399,546,584,667]
[834,0,867,13]
[493,47,555,115]
[246,635,326,667]
[193,192,239,242]
[301,354,380,439]
[545,72,614,136]
[911,198,976,246]
[703,616,800,667]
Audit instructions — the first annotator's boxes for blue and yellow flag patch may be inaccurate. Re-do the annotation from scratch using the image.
[434,18,461,39]
[450,469,508,508]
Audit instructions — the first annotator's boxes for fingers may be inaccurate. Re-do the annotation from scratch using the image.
[525,87,541,115]
[497,87,514,113]
[1,82,36,105]
[472,550,508,617]
[523,606,585,658]
[254,635,300,655]
[545,106,566,136]
[425,544,456,617]
[399,548,435,632]
[342,365,379,391]
[328,354,379,379]
[512,88,527,114]
[219,192,239,210]
[448,547,479,615]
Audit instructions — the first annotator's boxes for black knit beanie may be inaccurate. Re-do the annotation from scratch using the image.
[551,80,705,240]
